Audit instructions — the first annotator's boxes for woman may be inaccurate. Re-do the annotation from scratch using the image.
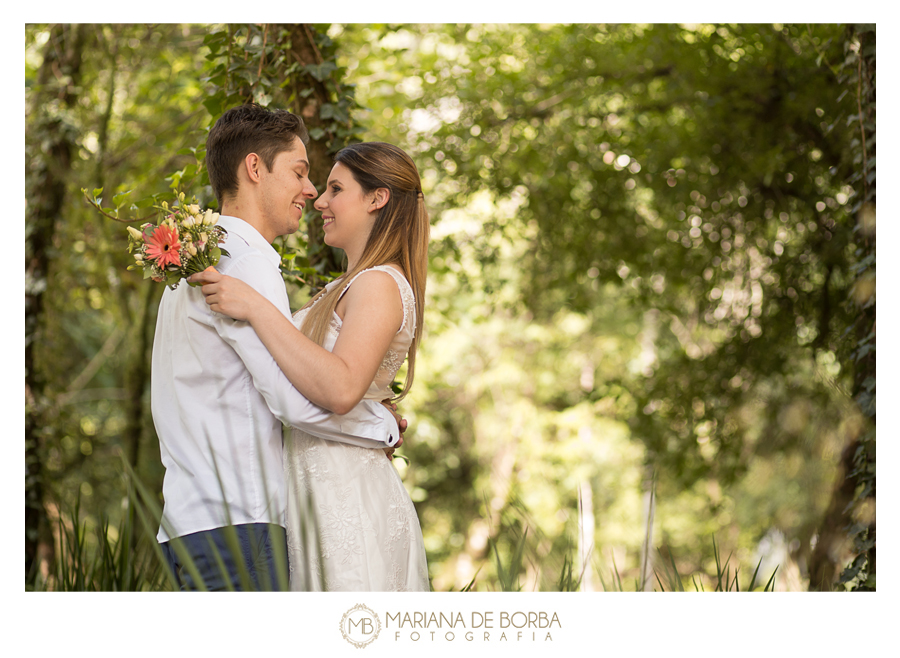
[190,142,429,591]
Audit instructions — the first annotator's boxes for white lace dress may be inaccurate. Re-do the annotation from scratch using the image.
[283,265,429,591]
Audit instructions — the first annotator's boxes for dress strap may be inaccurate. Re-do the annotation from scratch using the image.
[339,266,415,334]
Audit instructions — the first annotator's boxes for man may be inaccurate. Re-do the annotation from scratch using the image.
[151,104,402,591]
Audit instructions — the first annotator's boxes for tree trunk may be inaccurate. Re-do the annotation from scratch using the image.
[26,23,87,585]
[123,283,162,468]
[89,29,158,473]
[807,440,858,590]
[280,23,344,289]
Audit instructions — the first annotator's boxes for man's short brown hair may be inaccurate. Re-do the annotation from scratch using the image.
[206,104,310,206]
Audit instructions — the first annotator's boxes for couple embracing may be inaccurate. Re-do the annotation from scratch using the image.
[152,103,430,591]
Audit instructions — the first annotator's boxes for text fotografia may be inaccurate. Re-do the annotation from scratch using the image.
[386,611,561,642]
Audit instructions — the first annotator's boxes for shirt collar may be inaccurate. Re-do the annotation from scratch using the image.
[216,215,281,269]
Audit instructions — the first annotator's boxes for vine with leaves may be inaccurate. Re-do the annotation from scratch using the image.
[837,23,875,592]
[201,23,365,294]
[805,23,876,591]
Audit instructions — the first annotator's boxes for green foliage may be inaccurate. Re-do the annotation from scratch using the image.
[201,24,363,154]
[200,23,366,296]
[418,24,854,484]
[26,25,214,586]
[345,23,868,590]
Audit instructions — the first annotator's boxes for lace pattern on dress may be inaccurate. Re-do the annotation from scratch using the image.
[285,429,429,591]
[378,348,405,377]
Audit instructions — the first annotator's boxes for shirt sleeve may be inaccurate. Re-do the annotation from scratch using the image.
[204,251,400,448]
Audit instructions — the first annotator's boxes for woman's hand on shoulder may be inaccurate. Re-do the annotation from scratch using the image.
[188,267,261,322]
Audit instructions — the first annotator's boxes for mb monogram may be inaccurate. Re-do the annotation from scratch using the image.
[340,604,382,648]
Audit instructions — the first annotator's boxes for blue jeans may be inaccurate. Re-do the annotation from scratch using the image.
[161,523,289,591]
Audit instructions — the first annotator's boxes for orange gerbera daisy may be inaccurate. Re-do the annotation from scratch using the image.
[145,225,182,268]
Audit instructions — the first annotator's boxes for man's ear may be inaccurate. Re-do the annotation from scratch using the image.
[243,153,263,183]
[370,188,390,212]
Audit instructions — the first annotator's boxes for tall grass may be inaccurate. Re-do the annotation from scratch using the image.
[486,527,778,592]
[34,458,292,592]
[653,537,778,592]
[34,494,171,592]
[36,461,777,592]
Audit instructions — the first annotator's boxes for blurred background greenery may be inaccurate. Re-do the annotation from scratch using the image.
[25,23,875,591]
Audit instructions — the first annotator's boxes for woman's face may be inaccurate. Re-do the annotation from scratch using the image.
[315,162,381,261]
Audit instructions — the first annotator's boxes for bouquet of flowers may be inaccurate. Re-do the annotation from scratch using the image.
[126,196,229,289]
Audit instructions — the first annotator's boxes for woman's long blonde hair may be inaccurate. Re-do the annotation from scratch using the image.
[299,142,429,401]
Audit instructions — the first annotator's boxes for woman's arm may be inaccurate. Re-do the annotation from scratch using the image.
[190,268,403,414]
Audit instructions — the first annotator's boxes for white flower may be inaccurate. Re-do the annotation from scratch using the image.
[127,226,143,240]
[203,209,220,226]
[187,204,201,215]
[182,214,195,228]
